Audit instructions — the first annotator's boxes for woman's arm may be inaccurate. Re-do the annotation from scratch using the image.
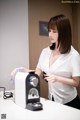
[35,67,43,77]
[11,67,42,80]
[56,76,80,87]
[44,74,80,87]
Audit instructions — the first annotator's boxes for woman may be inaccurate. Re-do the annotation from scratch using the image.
[11,14,80,109]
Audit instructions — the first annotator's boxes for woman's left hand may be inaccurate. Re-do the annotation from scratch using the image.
[44,74,57,83]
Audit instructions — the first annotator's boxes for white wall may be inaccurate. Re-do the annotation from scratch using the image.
[0,0,29,90]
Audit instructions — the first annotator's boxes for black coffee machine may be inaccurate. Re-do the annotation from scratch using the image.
[15,71,43,111]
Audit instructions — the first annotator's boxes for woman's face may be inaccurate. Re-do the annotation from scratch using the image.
[48,27,58,44]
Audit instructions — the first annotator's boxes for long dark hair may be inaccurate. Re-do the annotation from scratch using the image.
[48,14,72,53]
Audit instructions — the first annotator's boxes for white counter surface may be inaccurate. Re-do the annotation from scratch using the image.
[0,91,80,120]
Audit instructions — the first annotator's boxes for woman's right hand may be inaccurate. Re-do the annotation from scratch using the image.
[11,67,29,80]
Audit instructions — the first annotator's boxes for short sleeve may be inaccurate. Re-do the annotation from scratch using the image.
[37,49,44,70]
[71,54,80,77]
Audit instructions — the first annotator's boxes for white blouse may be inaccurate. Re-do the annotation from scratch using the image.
[37,46,80,104]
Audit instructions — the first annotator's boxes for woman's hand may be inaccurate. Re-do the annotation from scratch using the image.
[43,73,80,87]
[44,74,57,83]
[11,67,29,80]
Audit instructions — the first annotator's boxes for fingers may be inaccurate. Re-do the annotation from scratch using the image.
[45,75,56,83]
[11,67,24,80]
[11,68,18,80]
[11,67,30,80]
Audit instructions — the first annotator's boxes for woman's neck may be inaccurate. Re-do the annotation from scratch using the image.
[52,48,60,56]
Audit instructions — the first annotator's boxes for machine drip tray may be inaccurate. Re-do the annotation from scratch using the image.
[26,102,43,111]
